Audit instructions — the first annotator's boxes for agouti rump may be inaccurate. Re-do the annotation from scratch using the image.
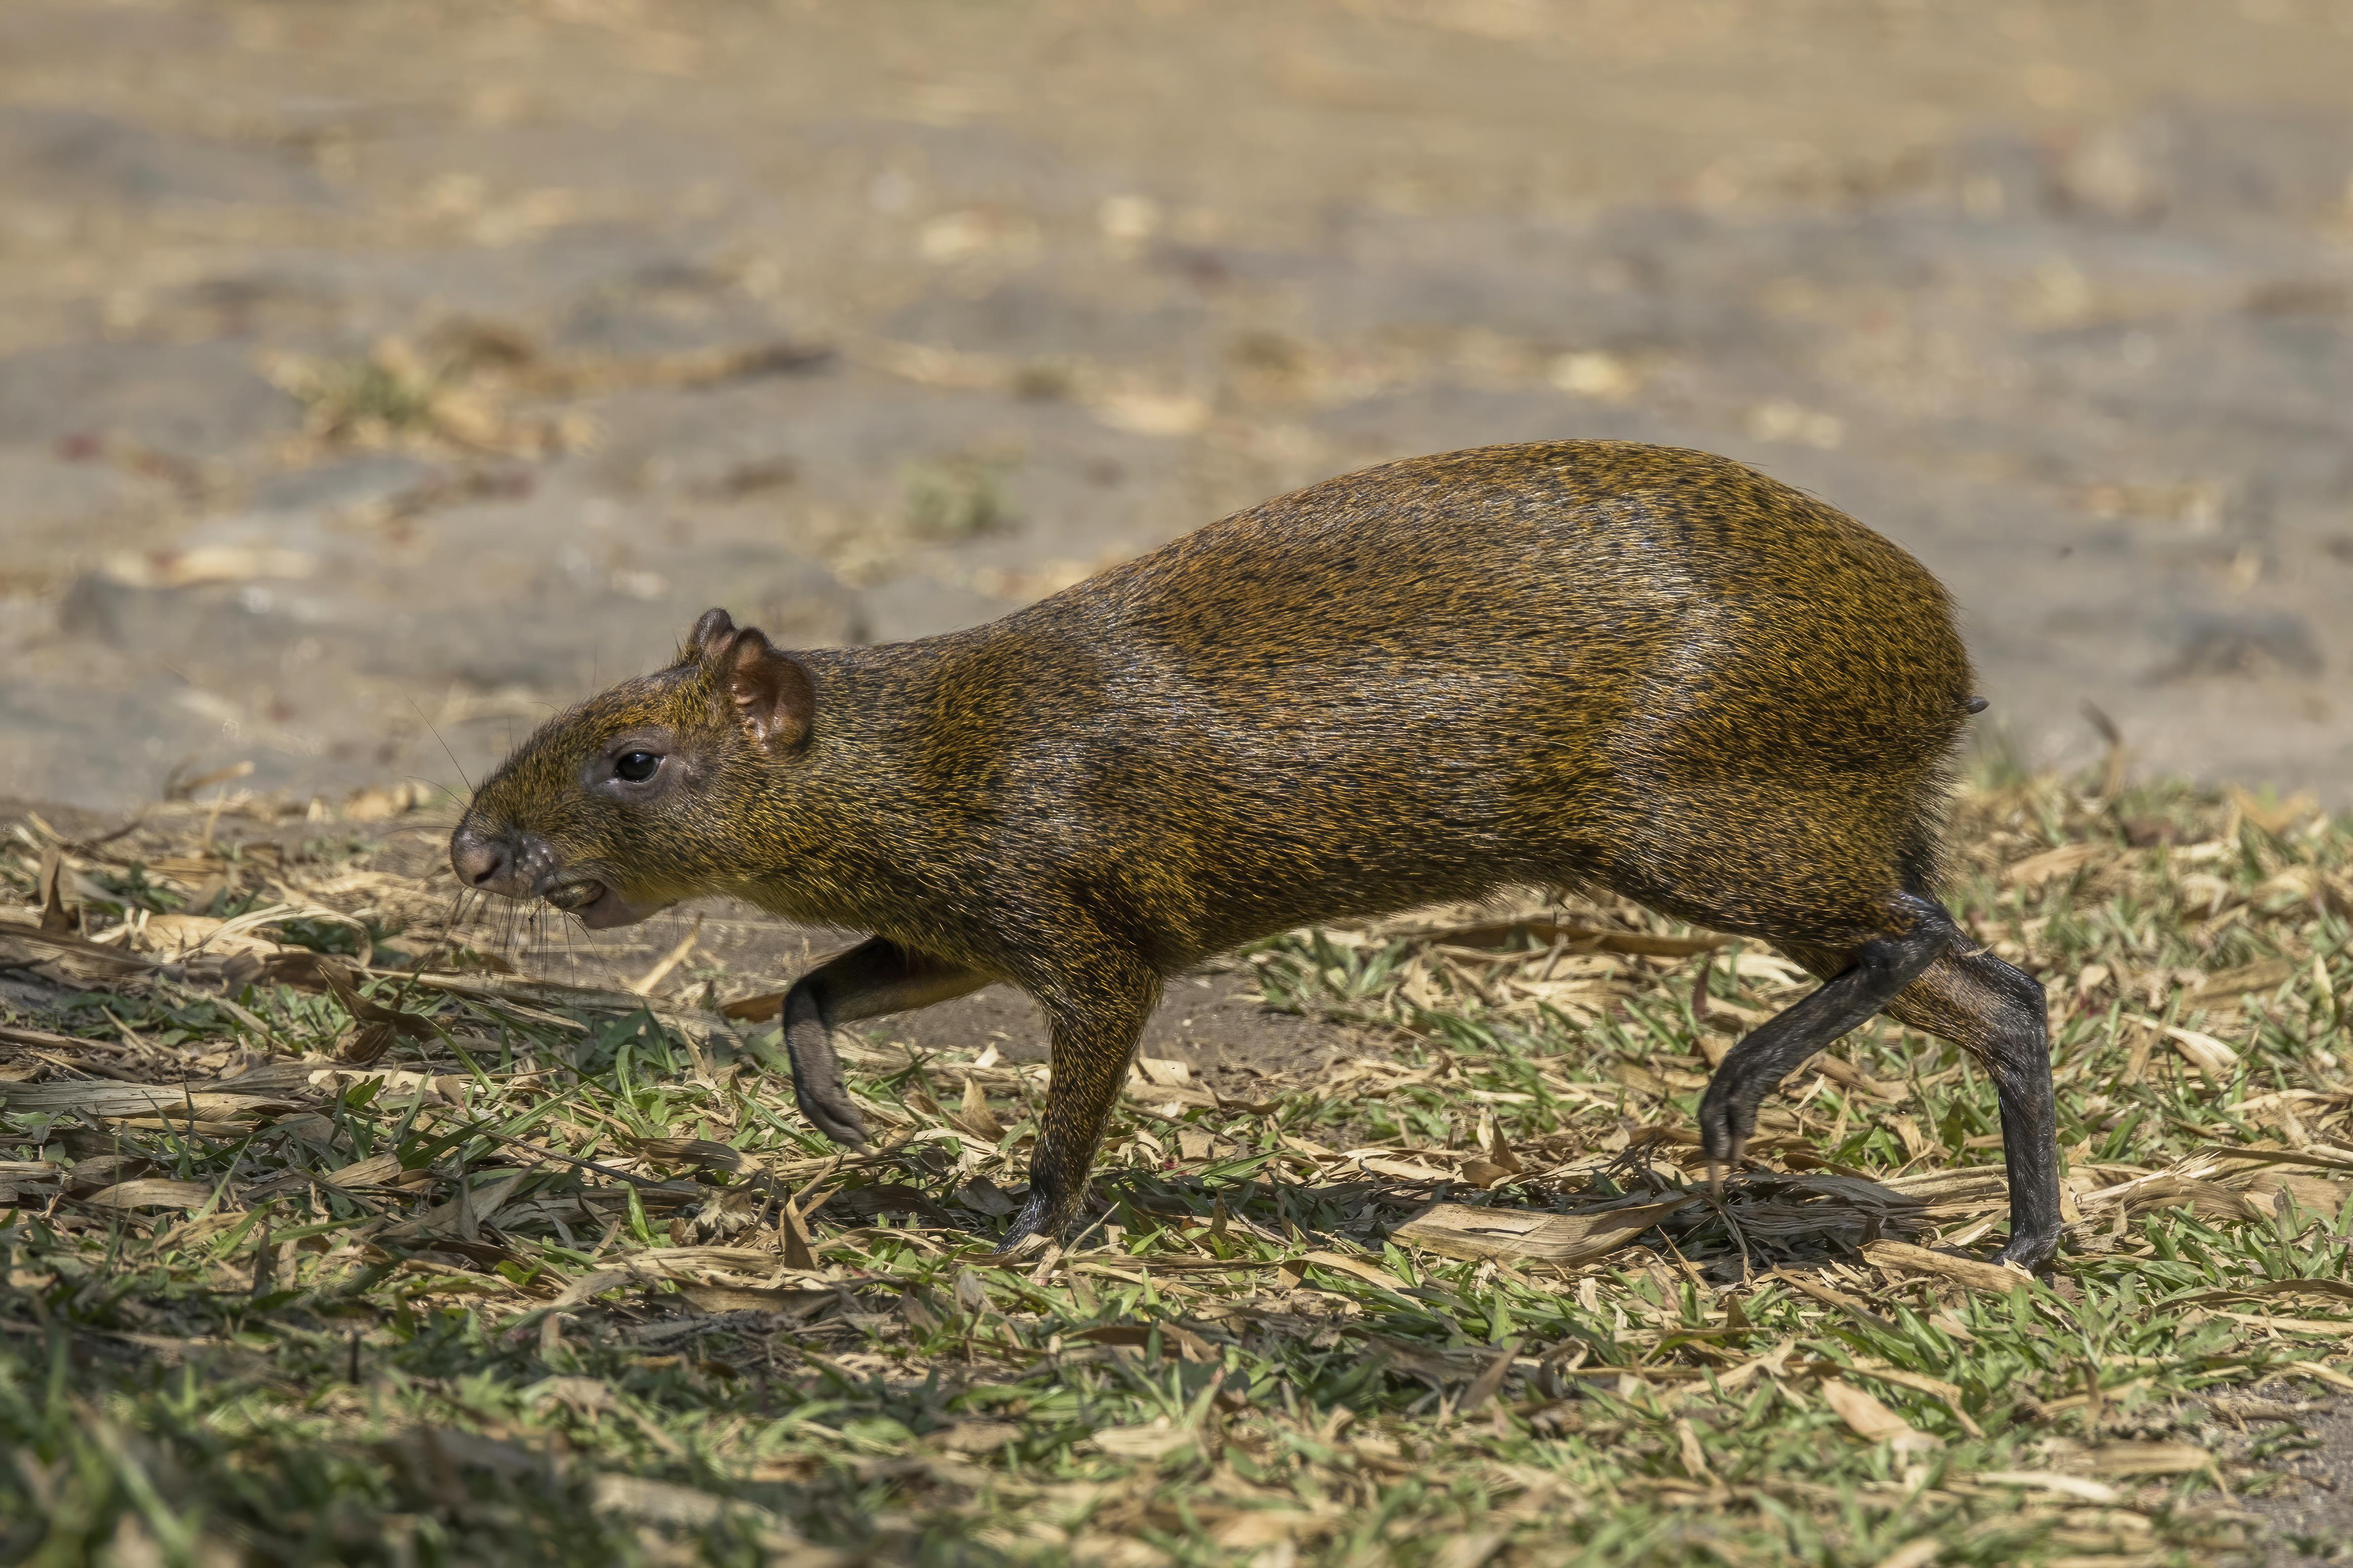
[450,440,2060,1267]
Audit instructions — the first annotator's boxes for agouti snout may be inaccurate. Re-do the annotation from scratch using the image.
[451,440,2060,1268]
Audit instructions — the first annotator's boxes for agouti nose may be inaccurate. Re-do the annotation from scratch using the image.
[450,829,510,891]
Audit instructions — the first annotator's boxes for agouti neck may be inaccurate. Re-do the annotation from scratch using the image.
[721,636,986,943]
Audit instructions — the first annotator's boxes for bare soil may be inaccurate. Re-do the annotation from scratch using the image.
[1,0,2350,810]
[2225,1386,2353,1567]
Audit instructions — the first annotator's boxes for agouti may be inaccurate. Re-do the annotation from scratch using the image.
[451,440,2060,1268]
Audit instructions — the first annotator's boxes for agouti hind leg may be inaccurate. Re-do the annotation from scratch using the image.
[1880,946,2060,1269]
[781,937,992,1147]
[1696,893,1955,1184]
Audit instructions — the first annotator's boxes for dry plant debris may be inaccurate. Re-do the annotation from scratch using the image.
[2,769,2351,1565]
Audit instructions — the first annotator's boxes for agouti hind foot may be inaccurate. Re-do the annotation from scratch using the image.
[1696,896,1955,1181]
[1882,945,2064,1273]
[1743,913,2067,1272]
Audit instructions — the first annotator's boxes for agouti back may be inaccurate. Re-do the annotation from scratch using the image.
[452,440,2060,1268]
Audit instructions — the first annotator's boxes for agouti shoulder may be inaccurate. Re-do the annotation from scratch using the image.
[453,440,2058,1269]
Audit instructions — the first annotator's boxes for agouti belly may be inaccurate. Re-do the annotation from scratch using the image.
[450,440,2060,1269]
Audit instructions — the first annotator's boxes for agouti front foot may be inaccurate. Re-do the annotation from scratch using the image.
[1990,1230,2060,1273]
[794,1082,867,1148]
[781,983,868,1147]
[1695,1080,1756,1187]
[984,1187,1075,1262]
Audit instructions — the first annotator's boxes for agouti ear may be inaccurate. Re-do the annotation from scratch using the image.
[683,607,740,664]
[722,627,815,749]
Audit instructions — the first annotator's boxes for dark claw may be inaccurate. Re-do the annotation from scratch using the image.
[984,1196,1047,1264]
[1696,1076,1754,1179]
[985,1187,1076,1263]
[795,1084,868,1148]
[1990,1231,2060,1273]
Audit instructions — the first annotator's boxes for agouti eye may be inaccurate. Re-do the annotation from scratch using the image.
[614,751,661,783]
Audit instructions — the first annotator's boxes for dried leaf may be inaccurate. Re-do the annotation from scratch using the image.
[2286,1360,2353,1394]
[591,1473,747,1528]
[322,964,439,1043]
[2004,843,2101,888]
[935,1420,1022,1454]
[1301,1250,1416,1292]
[80,1179,220,1211]
[1676,1417,1714,1482]
[834,1183,960,1226]
[0,919,156,984]
[1974,1470,2122,1504]
[1477,1112,1522,1174]
[2244,1171,2350,1215]
[674,1283,832,1314]
[1088,1420,1197,1457]
[1820,1377,1941,1454]
[37,849,72,932]
[779,1193,818,1271]
[631,1138,744,1174]
[335,1020,398,1066]
[720,990,786,1024]
[63,1153,154,1191]
[1459,1339,1523,1414]
[549,1269,634,1309]
[2072,1441,2211,1478]
[955,1175,1017,1217]
[139,914,278,960]
[2162,1024,2239,1081]
[0,1021,104,1053]
[391,1171,530,1239]
[1391,1198,1690,1265]
[1848,1365,1985,1438]
[1358,1155,1456,1182]
[1815,1055,1905,1102]
[1861,1240,2035,1294]
[1072,1323,1217,1362]
[1869,1540,1942,1568]
[0,1080,294,1118]
[2079,1174,2267,1223]
[953,1077,1006,1141]
[326,1152,406,1188]
[2192,959,2294,1002]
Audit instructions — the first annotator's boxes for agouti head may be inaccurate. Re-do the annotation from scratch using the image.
[449,608,814,928]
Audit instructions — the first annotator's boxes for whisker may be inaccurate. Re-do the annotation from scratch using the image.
[407,696,475,796]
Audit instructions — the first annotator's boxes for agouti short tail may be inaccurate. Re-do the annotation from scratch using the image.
[450,440,2061,1270]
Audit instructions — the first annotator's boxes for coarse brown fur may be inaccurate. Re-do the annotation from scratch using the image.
[452,440,2063,1267]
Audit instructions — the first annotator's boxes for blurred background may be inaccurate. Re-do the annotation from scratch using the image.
[2,0,2350,812]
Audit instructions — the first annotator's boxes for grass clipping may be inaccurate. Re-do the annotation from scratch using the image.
[2,774,2352,1565]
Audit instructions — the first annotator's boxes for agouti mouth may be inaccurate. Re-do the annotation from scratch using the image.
[541,880,605,913]
[541,878,663,929]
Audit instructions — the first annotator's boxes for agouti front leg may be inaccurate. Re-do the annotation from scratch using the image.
[780,937,992,1147]
[993,951,1162,1260]
[1697,897,1955,1184]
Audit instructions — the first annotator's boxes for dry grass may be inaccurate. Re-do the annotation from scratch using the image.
[2,767,2351,1566]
